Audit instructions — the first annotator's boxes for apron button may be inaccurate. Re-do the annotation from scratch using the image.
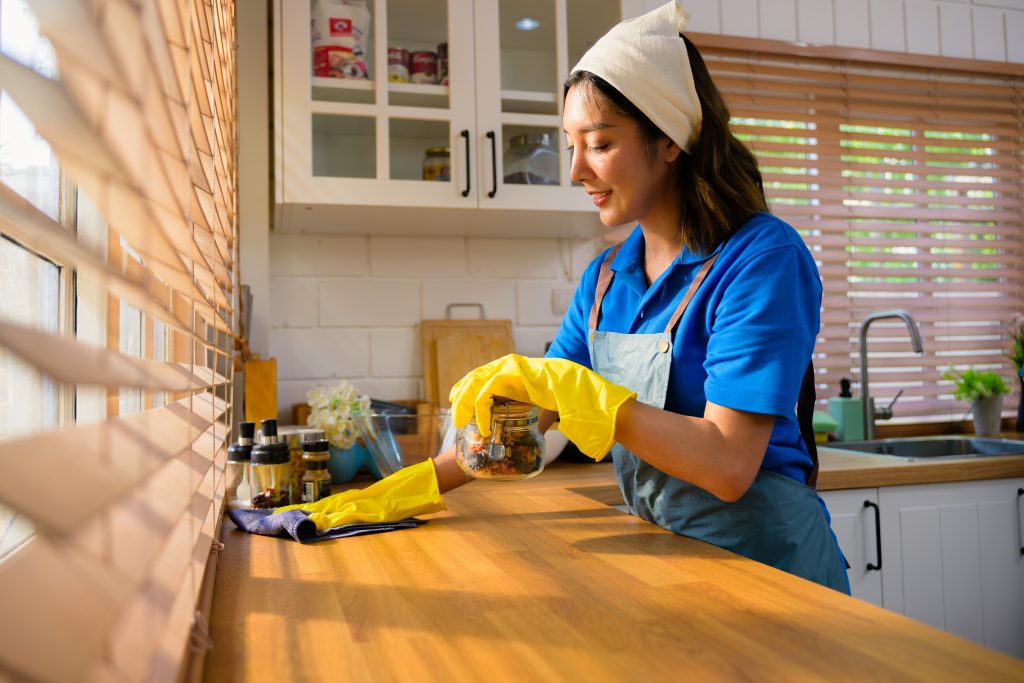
[659,340,670,354]
[589,331,595,343]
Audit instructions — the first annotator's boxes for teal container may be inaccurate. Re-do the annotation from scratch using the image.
[327,443,382,483]
[827,397,865,441]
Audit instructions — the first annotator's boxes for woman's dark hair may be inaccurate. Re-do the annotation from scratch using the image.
[564,35,767,256]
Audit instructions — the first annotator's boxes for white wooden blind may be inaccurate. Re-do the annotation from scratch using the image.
[699,44,1023,422]
[0,0,237,680]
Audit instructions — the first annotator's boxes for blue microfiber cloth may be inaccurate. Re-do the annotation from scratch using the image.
[228,508,426,543]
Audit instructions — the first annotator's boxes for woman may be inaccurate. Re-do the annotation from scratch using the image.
[441,0,850,593]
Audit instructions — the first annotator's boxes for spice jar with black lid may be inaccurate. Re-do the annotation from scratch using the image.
[226,420,255,509]
[250,418,291,508]
[300,430,332,503]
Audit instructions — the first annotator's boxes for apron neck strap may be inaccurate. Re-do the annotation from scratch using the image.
[664,253,719,334]
[589,243,623,330]
[588,244,720,335]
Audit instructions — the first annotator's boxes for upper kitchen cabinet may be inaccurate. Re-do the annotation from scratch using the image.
[273,0,626,236]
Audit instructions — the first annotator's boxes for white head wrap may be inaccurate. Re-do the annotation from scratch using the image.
[570,1,701,153]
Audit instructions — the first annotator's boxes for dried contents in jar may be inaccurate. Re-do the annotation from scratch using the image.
[455,400,544,480]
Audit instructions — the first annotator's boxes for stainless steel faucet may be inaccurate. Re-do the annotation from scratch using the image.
[858,309,924,440]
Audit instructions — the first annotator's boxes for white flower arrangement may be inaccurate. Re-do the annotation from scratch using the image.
[305,381,371,450]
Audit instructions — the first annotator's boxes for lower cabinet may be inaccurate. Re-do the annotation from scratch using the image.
[821,478,1024,658]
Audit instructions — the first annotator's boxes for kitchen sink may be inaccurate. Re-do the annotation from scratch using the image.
[822,435,1024,461]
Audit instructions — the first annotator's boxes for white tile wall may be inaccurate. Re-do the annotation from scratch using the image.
[759,0,798,40]
[270,235,601,421]
[835,0,871,49]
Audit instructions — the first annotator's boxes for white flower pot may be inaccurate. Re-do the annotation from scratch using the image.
[971,394,1003,437]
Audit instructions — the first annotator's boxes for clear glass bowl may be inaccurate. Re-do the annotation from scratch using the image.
[355,412,455,477]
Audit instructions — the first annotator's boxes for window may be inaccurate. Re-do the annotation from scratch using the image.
[0,0,238,679]
[702,44,1023,423]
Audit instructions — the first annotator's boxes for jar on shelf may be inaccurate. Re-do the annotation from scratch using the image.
[226,420,254,510]
[301,430,332,503]
[422,146,450,181]
[503,133,559,186]
[455,399,545,480]
[250,418,291,509]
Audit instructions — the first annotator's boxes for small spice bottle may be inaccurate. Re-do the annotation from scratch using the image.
[226,420,254,510]
[300,430,332,503]
[250,418,291,508]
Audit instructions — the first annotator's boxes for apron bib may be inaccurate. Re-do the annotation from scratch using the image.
[587,245,849,593]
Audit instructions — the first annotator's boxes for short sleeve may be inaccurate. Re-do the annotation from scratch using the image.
[703,245,821,418]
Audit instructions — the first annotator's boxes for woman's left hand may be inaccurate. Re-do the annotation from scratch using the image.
[449,354,636,460]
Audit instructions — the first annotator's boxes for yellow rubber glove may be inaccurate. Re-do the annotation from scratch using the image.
[273,458,446,531]
[448,354,636,461]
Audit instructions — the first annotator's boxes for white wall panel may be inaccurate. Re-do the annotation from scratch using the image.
[685,0,722,32]
[318,280,420,326]
[834,0,870,48]
[759,0,798,40]
[796,0,835,44]
[369,329,421,377]
[939,4,974,57]
[270,328,370,379]
[270,278,317,328]
[721,0,760,36]
[370,236,467,277]
[904,1,941,54]
[1006,11,1024,61]
[869,0,906,51]
[517,282,569,325]
[421,280,517,320]
[972,7,1007,61]
[467,239,564,278]
[269,234,368,276]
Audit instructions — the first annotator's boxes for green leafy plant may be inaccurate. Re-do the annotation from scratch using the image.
[941,367,1011,403]
[1007,324,1024,375]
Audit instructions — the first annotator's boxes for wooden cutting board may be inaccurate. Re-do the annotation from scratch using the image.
[421,319,515,407]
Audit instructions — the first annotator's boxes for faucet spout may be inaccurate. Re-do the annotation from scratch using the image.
[858,309,924,440]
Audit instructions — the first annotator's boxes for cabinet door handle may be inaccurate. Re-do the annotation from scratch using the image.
[460,129,471,197]
[864,500,882,571]
[486,130,497,198]
[1017,488,1023,556]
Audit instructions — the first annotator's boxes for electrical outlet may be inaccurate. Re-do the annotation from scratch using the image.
[551,288,573,316]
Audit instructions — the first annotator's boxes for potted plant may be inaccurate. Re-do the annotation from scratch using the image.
[1007,323,1024,431]
[941,367,1010,437]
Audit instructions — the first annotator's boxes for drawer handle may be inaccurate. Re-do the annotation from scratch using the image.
[864,500,882,571]
[1018,488,1023,556]
[486,130,497,198]
[460,129,471,197]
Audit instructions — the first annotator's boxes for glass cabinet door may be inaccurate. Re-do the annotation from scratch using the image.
[280,0,475,208]
[473,0,619,211]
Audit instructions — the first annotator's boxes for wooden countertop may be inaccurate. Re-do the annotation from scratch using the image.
[205,461,1024,682]
[817,432,1024,490]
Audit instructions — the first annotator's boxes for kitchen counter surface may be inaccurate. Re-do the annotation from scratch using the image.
[205,458,1024,682]
[817,431,1024,490]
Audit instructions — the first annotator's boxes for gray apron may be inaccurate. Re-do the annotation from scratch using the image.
[587,245,850,593]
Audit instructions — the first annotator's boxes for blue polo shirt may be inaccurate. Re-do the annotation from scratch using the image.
[547,212,821,483]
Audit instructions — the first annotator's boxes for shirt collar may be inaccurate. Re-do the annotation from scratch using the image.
[611,224,725,272]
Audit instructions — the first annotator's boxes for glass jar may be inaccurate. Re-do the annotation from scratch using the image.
[503,133,558,186]
[301,430,332,503]
[250,419,291,508]
[455,400,545,480]
[422,146,450,181]
[280,426,320,504]
[226,420,254,510]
